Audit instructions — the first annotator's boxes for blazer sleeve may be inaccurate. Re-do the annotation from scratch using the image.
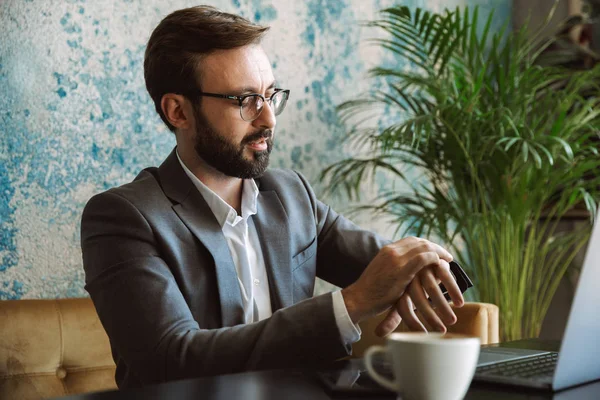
[81,190,349,387]
[293,171,391,288]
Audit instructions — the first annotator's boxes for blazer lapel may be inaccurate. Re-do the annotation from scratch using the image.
[158,149,245,327]
[253,191,293,310]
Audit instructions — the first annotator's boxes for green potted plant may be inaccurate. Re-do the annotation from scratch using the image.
[321,5,600,341]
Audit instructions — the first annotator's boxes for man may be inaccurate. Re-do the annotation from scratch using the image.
[81,5,464,389]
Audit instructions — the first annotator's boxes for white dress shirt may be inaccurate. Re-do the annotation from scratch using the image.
[177,151,360,344]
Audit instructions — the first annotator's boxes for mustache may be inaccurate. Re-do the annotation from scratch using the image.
[242,129,273,145]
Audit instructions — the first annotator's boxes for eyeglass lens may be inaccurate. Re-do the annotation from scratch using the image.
[240,91,289,121]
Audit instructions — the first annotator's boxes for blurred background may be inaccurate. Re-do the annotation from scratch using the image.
[1,0,511,300]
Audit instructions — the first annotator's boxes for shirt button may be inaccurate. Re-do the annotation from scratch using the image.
[253,278,260,286]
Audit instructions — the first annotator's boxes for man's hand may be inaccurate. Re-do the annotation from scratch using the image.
[341,237,457,325]
[373,260,465,337]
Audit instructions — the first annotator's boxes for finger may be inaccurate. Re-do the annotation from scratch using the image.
[415,238,453,262]
[403,242,453,265]
[390,236,421,246]
[397,293,427,332]
[388,237,452,262]
[435,260,465,308]
[413,307,434,332]
[429,241,453,262]
[404,251,441,278]
[409,277,447,333]
[419,265,457,326]
[375,307,402,337]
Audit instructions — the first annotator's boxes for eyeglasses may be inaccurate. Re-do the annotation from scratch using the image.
[188,88,290,122]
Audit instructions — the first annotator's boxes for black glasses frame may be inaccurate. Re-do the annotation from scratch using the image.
[186,88,290,121]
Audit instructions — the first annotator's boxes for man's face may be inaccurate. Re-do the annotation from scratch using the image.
[191,44,277,179]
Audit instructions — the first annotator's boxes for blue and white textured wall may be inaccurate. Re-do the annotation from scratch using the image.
[0,0,510,299]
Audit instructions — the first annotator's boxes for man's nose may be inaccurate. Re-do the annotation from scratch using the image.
[252,100,277,130]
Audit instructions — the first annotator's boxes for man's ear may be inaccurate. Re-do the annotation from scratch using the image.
[161,93,192,130]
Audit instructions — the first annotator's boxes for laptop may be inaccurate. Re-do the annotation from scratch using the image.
[318,211,600,394]
[473,211,600,391]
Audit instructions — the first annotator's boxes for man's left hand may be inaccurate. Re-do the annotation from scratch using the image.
[374,260,465,337]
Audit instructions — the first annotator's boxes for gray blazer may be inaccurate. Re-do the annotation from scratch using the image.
[81,148,386,388]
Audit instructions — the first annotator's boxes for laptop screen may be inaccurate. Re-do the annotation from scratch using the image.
[553,212,600,390]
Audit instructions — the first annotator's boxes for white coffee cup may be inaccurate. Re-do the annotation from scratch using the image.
[364,332,480,400]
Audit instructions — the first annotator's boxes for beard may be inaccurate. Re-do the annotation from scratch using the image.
[192,106,273,179]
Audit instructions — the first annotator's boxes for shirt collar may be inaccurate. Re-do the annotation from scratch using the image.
[176,149,259,228]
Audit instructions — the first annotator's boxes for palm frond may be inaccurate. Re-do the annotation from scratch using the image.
[321,4,600,341]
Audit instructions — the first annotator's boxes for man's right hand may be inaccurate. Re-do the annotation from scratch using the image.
[341,236,454,326]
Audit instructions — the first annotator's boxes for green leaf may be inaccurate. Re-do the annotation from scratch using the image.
[535,143,554,166]
[549,136,575,160]
[529,146,543,169]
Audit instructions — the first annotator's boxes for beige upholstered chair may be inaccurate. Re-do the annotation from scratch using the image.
[0,298,117,400]
[352,302,499,358]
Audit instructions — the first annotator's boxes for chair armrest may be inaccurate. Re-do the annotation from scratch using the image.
[351,302,499,358]
[443,302,499,344]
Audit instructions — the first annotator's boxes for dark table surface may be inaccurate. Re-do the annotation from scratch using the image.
[58,340,600,400]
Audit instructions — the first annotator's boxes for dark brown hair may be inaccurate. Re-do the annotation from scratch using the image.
[144,5,270,132]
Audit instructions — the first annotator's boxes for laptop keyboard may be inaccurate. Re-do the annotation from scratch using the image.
[476,352,558,380]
